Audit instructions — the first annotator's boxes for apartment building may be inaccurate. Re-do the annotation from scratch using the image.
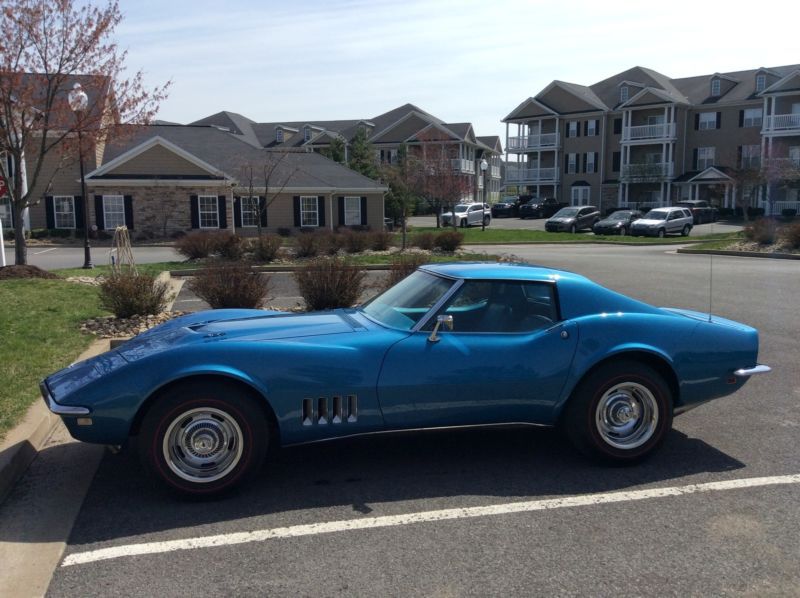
[503,64,800,214]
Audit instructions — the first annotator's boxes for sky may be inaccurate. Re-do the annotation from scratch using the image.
[116,0,799,141]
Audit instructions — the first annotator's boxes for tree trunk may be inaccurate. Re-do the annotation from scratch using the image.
[13,202,27,265]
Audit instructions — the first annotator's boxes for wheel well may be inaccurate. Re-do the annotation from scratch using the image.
[560,352,680,422]
[129,375,279,441]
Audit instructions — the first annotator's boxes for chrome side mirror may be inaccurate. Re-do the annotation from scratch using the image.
[428,314,453,343]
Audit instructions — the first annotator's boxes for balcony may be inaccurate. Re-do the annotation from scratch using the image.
[505,164,560,184]
[491,165,501,178]
[622,123,676,143]
[507,133,561,152]
[764,114,800,133]
[621,162,675,181]
[451,158,475,174]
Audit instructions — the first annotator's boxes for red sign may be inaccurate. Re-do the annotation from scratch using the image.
[0,176,6,197]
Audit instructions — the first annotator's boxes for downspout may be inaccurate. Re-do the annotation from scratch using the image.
[598,114,606,215]
[229,181,236,235]
[329,193,334,231]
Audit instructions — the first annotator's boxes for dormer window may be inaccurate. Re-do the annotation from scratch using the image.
[276,129,284,143]
[620,86,629,103]
[304,126,311,142]
[755,74,766,92]
[711,79,721,97]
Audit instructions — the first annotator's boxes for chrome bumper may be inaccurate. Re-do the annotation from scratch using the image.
[733,364,772,377]
[39,381,90,416]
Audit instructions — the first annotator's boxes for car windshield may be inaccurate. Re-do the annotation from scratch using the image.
[454,204,470,212]
[646,209,669,220]
[360,270,455,330]
[553,208,578,217]
[608,211,631,221]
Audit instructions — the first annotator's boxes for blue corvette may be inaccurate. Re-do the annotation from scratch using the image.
[42,263,769,496]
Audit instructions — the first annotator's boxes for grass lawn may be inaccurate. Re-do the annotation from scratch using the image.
[0,279,108,439]
[56,261,188,278]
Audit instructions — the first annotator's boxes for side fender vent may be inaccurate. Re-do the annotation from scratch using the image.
[302,395,357,425]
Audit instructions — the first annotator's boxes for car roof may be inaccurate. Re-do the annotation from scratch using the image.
[420,262,586,283]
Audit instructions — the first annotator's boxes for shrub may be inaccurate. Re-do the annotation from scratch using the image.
[30,228,49,239]
[175,231,219,259]
[216,232,244,260]
[294,256,366,311]
[369,230,393,251]
[434,230,464,252]
[317,231,344,256]
[277,227,293,237]
[783,221,800,249]
[747,207,765,219]
[718,207,734,218]
[383,253,429,290]
[743,218,776,245]
[781,208,797,221]
[188,263,269,309]
[295,232,320,258]
[249,234,282,263]
[343,230,369,254]
[413,232,435,250]
[48,228,72,238]
[100,272,170,319]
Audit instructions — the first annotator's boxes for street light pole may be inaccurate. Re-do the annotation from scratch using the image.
[68,83,93,269]
[480,158,489,232]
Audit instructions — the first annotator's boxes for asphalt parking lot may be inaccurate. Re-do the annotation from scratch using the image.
[1,244,788,596]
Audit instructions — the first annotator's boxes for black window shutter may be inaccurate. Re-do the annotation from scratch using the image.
[737,146,743,168]
[582,154,587,173]
[360,196,367,226]
[593,153,598,173]
[716,112,722,129]
[576,122,580,137]
[190,195,199,229]
[317,196,325,227]
[259,196,267,226]
[612,152,621,172]
[738,110,744,127]
[94,195,104,230]
[233,196,242,228]
[45,196,54,228]
[74,196,84,231]
[595,119,600,135]
[692,149,698,170]
[565,122,570,138]
[338,196,345,225]
[293,196,300,226]
[124,195,134,230]
[564,154,569,173]
[217,195,227,229]
[694,114,700,130]
[613,118,622,134]
[583,121,588,136]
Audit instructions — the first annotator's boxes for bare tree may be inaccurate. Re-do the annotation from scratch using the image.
[237,151,299,236]
[0,0,169,264]
[416,140,472,229]
[381,144,421,249]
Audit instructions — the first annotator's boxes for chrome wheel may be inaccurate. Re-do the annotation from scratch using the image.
[162,407,244,484]
[595,382,658,450]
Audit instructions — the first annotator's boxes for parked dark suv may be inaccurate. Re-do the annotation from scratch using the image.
[545,206,601,233]
[676,200,718,224]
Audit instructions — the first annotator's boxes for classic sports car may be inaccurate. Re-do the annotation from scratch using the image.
[42,263,769,496]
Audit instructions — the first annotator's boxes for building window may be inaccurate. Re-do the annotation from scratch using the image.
[711,79,721,96]
[54,196,76,229]
[697,147,715,170]
[567,121,578,138]
[102,195,125,230]
[587,120,597,136]
[276,129,284,143]
[743,108,763,128]
[0,197,11,228]
[612,151,621,172]
[613,118,622,135]
[380,149,398,164]
[240,196,259,227]
[198,195,219,228]
[300,196,318,227]
[585,152,596,173]
[303,127,311,142]
[567,153,577,174]
[344,196,361,226]
[740,145,760,170]
[620,86,629,103]
[571,186,590,206]
[755,74,766,92]
[698,112,717,130]
[790,146,800,168]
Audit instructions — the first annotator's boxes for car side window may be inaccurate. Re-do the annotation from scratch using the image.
[425,281,557,333]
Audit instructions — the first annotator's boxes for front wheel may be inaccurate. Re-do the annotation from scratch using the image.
[564,361,673,463]
[569,224,577,234]
[483,215,491,226]
[681,225,690,237]
[460,218,467,228]
[657,228,666,238]
[140,381,268,496]
[619,227,627,236]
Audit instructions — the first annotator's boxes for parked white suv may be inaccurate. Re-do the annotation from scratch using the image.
[630,207,693,238]
[441,203,490,228]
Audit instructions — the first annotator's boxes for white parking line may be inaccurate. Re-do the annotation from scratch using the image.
[33,248,57,255]
[61,473,800,567]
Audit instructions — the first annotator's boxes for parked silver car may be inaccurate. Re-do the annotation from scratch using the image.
[545,206,600,233]
[441,203,491,228]
[630,207,693,237]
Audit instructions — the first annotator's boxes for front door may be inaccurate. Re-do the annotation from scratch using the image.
[377,280,579,428]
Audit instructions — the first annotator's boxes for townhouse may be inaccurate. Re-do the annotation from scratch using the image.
[503,64,800,214]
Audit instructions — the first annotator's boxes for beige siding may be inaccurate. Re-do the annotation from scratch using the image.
[106,145,212,176]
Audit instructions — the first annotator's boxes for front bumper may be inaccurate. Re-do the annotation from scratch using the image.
[40,381,90,415]
[734,364,771,377]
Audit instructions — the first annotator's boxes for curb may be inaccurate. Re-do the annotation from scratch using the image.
[676,248,800,260]
[0,338,110,505]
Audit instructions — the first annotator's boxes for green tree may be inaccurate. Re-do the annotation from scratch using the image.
[381,145,420,249]
[348,128,378,180]
[321,136,346,164]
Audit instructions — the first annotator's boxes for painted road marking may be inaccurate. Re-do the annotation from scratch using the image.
[33,248,57,255]
[62,474,800,567]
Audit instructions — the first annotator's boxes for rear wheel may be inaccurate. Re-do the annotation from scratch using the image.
[483,215,491,226]
[619,227,627,236]
[657,228,666,238]
[681,225,690,237]
[140,380,268,496]
[569,224,577,234]
[565,361,673,463]
[460,218,467,228]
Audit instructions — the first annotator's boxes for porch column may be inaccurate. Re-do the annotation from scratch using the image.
[724,184,729,208]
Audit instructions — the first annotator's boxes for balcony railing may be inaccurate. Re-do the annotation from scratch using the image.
[621,162,675,181]
[491,166,501,178]
[505,165,559,184]
[451,158,475,174]
[507,133,560,151]
[622,122,676,142]
[765,114,800,132]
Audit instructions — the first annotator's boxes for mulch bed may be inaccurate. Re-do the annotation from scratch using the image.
[0,265,60,280]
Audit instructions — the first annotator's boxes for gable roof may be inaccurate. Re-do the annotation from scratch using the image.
[760,70,800,95]
[189,111,262,147]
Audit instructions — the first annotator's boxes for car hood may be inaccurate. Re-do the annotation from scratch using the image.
[595,218,624,226]
[632,217,666,225]
[548,216,575,222]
